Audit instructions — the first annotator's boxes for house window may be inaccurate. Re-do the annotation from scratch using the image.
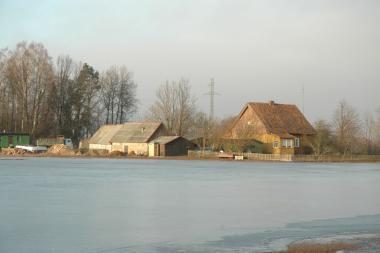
[294,137,300,148]
[273,141,279,148]
[281,139,293,148]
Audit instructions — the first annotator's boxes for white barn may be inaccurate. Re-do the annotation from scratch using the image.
[89,122,167,155]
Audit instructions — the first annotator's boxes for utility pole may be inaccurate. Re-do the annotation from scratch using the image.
[203,78,219,152]
[205,78,219,121]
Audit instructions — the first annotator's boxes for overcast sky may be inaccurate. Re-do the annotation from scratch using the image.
[1,0,379,122]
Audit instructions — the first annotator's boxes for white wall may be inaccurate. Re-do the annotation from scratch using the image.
[89,144,112,152]
[112,142,148,155]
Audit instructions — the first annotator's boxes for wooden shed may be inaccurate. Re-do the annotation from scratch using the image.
[148,136,196,157]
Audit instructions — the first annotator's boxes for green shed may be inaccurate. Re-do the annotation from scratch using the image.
[0,133,30,149]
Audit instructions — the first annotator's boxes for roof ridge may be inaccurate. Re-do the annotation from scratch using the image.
[123,121,162,124]
[144,122,163,142]
[248,101,297,106]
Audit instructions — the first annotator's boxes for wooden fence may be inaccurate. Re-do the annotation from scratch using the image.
[188,151,292,161]
[188,150,380,162]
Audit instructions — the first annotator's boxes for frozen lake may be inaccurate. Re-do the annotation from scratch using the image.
[0,158,379,252]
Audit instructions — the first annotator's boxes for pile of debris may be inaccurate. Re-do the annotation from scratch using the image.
[1,148,26,156]
[47,144,76,156]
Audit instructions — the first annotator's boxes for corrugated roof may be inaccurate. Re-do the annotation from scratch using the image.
[88,124,123,145]
[150,136,180,144]
[89,122,163,145]
[111,122,162,143]
[247,102,316,135]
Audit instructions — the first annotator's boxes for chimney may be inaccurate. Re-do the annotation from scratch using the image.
[141,127,145,133]
[269,100,275,106]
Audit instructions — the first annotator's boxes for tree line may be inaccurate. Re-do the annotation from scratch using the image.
[0,41,137,144]
[1,41,379,155]
[311,100,380,155]
[145,81,380,156]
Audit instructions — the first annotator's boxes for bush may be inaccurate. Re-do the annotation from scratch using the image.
[110,151,126,157]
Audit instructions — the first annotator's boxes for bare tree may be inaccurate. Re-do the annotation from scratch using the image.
[115,66,137,123]
[374,107,380,153]
[99,65,137,124]
[0,41,139,146]
[310,119,334,155]
[188,113,237,150]
[0,48,9,131]
[53,55,74,134]
[148,79,196,136]
[176,79,195,136]
[189,111,212,148]
[5,42,54,137]
[362,112,376,154]
[100,66,119,124]
[332,100,361,155]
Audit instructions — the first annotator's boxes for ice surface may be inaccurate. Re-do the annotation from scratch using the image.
[0,158,379,252]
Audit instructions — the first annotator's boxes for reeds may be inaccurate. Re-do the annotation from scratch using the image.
[280,241,357,253]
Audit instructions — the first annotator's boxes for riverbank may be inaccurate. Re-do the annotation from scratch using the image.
[188,150,380,163]
[1,150,380,163]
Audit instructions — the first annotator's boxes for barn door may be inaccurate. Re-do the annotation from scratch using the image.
[155,144,160,156]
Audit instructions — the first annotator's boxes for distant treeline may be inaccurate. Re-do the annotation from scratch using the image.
[1,41,379,155]
[310,100,380,155]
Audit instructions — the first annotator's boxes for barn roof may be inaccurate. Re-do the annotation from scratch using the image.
[111,122,163,143]
[150,136,181,144]
[89,122,163,144]
[235,101,316,136]
[88,124,123,145]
